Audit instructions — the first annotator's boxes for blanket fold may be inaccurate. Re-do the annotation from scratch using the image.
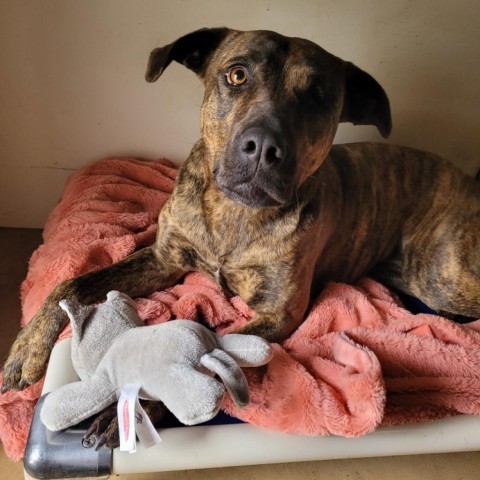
[1,156,480,461]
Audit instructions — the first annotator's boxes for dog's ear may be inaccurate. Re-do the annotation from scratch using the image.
[340,62,392,138]
[146,27,230,82]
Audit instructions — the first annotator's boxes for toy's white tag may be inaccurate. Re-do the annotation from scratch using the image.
[117,384,162,453]
[118,384,140,453]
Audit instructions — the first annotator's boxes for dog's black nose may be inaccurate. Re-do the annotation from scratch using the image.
[239,127,286,167]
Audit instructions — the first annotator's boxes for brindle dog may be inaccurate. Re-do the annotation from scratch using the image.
[2,28,480,439]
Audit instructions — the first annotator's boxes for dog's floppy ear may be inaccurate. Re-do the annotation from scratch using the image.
[340,62,392,138]
[146,27,230,83]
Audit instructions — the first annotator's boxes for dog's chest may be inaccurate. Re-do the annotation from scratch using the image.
[195,215,298,296]
[172,188,310,302]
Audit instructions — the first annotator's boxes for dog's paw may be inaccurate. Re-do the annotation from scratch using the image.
[1,323,51,392]
[83,405,120,450]
[84,401,167,451]
[237,314,292,343]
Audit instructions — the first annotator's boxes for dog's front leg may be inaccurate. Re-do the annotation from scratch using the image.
[2,245,185,392]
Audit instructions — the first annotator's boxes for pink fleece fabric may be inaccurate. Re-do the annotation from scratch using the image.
[2,157,480,461]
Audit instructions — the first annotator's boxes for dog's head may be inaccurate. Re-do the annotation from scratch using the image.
[146,28,391,208]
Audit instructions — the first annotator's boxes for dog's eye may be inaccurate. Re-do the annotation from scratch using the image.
[225,66,248,86]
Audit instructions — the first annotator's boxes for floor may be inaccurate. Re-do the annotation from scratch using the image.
[1,228,480,479]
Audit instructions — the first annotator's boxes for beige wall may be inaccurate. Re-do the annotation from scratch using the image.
[1,0,479,227]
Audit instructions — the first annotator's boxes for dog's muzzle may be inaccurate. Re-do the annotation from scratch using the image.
[215,126,296,208]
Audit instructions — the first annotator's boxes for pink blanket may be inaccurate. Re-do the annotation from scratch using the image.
[2,157,480,461]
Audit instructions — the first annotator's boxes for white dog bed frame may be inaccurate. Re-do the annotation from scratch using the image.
[23,338,480,479]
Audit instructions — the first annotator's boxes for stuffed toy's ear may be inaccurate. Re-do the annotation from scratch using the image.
[105,290,143,327]
[145,27,230,82]
[62,290,141,380]
[217,333,273,368]
[340,62,392,138]
[59,299,95,340]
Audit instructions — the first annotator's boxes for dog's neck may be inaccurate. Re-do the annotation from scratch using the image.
[175,140,318,255]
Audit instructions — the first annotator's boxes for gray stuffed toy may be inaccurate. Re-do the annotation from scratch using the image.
[40,291,273,432]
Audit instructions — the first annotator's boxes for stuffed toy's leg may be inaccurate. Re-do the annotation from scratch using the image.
[159,364,227,425]
[40,378,117,432]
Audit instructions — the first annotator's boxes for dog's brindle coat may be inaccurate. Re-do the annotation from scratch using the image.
[3,29,480,398]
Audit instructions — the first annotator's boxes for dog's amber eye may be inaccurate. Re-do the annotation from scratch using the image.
[225,66,248,86]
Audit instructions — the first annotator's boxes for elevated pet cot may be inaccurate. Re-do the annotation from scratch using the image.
[23,337,480,479]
